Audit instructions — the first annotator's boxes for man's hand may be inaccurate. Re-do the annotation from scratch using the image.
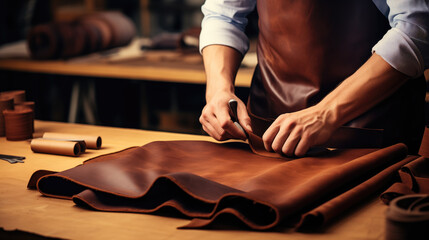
[200,93,251,141]
[262,105,337,157]
[200,45,252,141]
[262,53,409,157]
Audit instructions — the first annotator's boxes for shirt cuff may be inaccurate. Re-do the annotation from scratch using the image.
[199,18,249,55]
[372,28,424,78]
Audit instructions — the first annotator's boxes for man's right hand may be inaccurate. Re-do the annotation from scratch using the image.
[200,45,252,141]
[199,91,251,141]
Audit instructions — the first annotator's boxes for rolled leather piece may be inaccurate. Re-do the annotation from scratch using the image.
[77,14,113,50]
[55,22,87,58]
[27,23,61,59]
[40,138,87,153]
[296,155,418,231]
[0,90,26,104]
[79,20,103,53]
[0,96,14,136]
[28,12,136,59]
[90,12,136,49]
[31,138,81,157]
[42,132,101,149]
[69,23,87,57]
[385,194,429,240]
[3,108,33,141]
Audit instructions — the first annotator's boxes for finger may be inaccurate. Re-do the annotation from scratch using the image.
[210,107,247,141]
[201,117,223,140]
[294,132,311,157]
[272,127,293,154]
[202,121,234,141]
[281,127,302,157]
[236,102,253,133]
[262,124,280,152]
[200,109,229,140]
[216,103,248,140]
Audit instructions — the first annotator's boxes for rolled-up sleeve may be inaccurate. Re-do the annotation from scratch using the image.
[372,0,429,77]
[199,0,256,55]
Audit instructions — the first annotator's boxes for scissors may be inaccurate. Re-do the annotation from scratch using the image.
[0,154,25,164]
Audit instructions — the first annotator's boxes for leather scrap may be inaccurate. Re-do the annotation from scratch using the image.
[380,126,429,204]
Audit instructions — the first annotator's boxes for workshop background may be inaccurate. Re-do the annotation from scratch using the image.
[0,0,427,134]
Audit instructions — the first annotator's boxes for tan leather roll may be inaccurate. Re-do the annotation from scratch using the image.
[31,138,81,157]
[3,108,33,141]
[0,96,14,136]
[42,132,102,149]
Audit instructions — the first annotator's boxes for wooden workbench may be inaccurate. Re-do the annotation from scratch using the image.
[0,39,253,87]
[0,120,387,239]
[0,58,253,87]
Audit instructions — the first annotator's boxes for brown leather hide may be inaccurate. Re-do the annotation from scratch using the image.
[28,141,415,230]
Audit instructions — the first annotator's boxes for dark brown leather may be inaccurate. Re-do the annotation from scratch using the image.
[249,0,426,153]
[29,141,411,230]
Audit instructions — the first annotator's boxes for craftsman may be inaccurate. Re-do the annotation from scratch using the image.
[199,0,428,156]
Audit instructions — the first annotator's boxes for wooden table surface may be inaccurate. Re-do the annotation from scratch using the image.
[0,120,387,240]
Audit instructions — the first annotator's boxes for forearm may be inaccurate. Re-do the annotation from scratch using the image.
[200,44,251,140]
[262,53,410,156]
[202,45,243,101]
[318,53,409,128]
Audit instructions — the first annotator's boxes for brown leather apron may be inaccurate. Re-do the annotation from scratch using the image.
[248,0,426,153]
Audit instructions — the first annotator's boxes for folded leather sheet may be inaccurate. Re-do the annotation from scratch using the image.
[380,156,429,203]
[380,126,429,204]
[28,139,416,231]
